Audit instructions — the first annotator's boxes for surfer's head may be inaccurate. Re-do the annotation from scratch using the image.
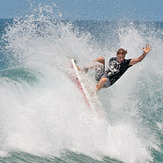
[116,48,127,63]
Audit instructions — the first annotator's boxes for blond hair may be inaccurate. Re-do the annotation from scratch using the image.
[117,48,127,55]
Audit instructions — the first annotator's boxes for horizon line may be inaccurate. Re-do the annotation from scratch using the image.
[0,18,162,22]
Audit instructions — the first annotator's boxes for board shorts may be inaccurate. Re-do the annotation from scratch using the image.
[95,64,111,88]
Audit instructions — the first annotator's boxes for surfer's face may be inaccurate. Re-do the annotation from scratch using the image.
[116,54,125,63]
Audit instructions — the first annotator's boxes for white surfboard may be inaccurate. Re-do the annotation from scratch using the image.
[71,58,94,108]
[71,58,104,117]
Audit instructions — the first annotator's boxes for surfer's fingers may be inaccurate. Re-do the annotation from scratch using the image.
[143,47,145,51]
[147,44,152,50]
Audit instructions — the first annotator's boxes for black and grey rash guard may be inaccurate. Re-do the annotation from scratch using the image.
[104,57,132,85]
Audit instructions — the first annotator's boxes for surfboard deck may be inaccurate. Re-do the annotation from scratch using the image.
[71,58,94,108]
[70,58,105,117]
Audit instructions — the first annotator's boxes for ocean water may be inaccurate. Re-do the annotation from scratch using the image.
[0,5,163,163]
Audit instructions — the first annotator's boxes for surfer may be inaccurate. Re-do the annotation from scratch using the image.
[84,44,152,92]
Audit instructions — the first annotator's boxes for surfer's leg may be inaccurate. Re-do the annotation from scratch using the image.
[94,57,105,81]
[96,77,108,92]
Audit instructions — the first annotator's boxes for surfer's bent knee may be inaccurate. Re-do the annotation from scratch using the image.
[100,77,108,83]
[101,77,111,88]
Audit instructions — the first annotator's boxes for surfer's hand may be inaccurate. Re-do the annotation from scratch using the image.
[79,67,89,73]
[143,44,152,54]
[76,65,81,71]
[83,68,89,73]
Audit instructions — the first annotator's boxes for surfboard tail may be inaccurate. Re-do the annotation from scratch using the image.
[70,58,105,118]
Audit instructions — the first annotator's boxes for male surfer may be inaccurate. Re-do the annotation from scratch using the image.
[84,44,152,92]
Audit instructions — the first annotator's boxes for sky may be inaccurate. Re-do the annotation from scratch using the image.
[0,0,162,21]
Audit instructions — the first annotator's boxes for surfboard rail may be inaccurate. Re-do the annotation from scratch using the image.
[70,58,105,118]
[71,58,94,109]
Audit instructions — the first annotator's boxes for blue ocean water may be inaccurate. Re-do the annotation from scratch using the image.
[0,5,163,163]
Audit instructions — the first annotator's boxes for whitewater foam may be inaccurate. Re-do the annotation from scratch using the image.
[0,4,162,163]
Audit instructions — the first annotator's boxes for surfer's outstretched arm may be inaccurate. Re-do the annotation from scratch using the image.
[79,56,105,72]
[77,66,92,72]
[129,44,152,66]
[93,56,105,65]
